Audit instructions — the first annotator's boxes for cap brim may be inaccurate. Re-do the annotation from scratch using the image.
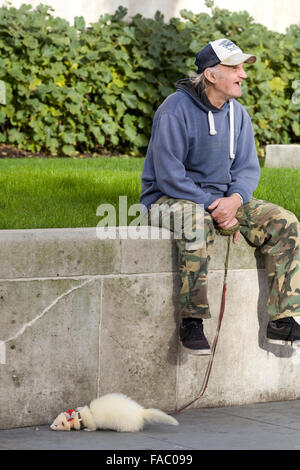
[221,52,256,66]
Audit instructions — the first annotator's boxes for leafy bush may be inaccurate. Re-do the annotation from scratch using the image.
[0,1,298,157]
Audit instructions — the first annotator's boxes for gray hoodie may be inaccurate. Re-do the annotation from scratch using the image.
[140,78,260,211]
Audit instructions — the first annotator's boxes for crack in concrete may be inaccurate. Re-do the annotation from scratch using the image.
[0,276,96,365]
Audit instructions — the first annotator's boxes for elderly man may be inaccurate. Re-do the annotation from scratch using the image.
[140,38,300,355]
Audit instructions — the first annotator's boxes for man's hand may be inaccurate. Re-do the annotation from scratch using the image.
[208,194,241,227]
[208,195,242,244]
[224,217,240,244]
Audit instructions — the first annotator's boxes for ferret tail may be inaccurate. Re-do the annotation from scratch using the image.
[142,408,178,426]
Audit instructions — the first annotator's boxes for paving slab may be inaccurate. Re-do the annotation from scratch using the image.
[1,400,300,451]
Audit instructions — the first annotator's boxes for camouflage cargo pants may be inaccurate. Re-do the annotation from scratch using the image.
[148,196,300,321]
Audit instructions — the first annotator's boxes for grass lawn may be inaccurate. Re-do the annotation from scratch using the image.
[253,167,300,218]
[0,157,298,229]
[0,157,144,229]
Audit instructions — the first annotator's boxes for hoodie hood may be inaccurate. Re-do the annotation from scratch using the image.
[176,78,236,159]
[175,78,219,112]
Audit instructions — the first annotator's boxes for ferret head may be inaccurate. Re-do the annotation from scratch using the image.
[50,412,73,431]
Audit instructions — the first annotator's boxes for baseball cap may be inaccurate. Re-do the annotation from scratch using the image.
[195,38,256,74]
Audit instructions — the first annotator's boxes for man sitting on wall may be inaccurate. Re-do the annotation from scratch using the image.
[140,38,300,355]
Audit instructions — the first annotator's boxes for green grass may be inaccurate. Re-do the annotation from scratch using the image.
[0,158,298,229]
[0,157,144,229]
[253,167,300,218]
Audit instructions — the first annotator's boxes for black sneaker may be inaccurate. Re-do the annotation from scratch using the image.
[266,317,300,346]
[179,318,211,355]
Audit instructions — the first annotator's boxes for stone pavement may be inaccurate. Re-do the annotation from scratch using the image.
[1,399,300,451]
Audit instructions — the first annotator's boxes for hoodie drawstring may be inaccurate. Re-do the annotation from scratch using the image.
[229,100,235,159]
[208,111,217,136]
[207,100,235,159]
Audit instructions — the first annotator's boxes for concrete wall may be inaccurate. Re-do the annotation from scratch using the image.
[1,226,300,429]
[1,0,299,33]
[265,145,300,169]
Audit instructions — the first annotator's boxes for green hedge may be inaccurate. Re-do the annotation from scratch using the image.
[0,1,299,157]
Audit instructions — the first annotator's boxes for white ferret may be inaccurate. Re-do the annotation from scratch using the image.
[50,392,179,432]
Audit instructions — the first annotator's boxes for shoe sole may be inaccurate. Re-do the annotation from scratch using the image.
[266,338,300,347]
[181,345,211,356]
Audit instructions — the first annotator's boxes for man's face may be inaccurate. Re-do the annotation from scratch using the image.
[213,63,248,100]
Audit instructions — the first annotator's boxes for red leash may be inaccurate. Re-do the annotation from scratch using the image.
[174,236,231,413]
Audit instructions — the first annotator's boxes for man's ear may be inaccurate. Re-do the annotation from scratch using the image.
[204,68,217,84]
